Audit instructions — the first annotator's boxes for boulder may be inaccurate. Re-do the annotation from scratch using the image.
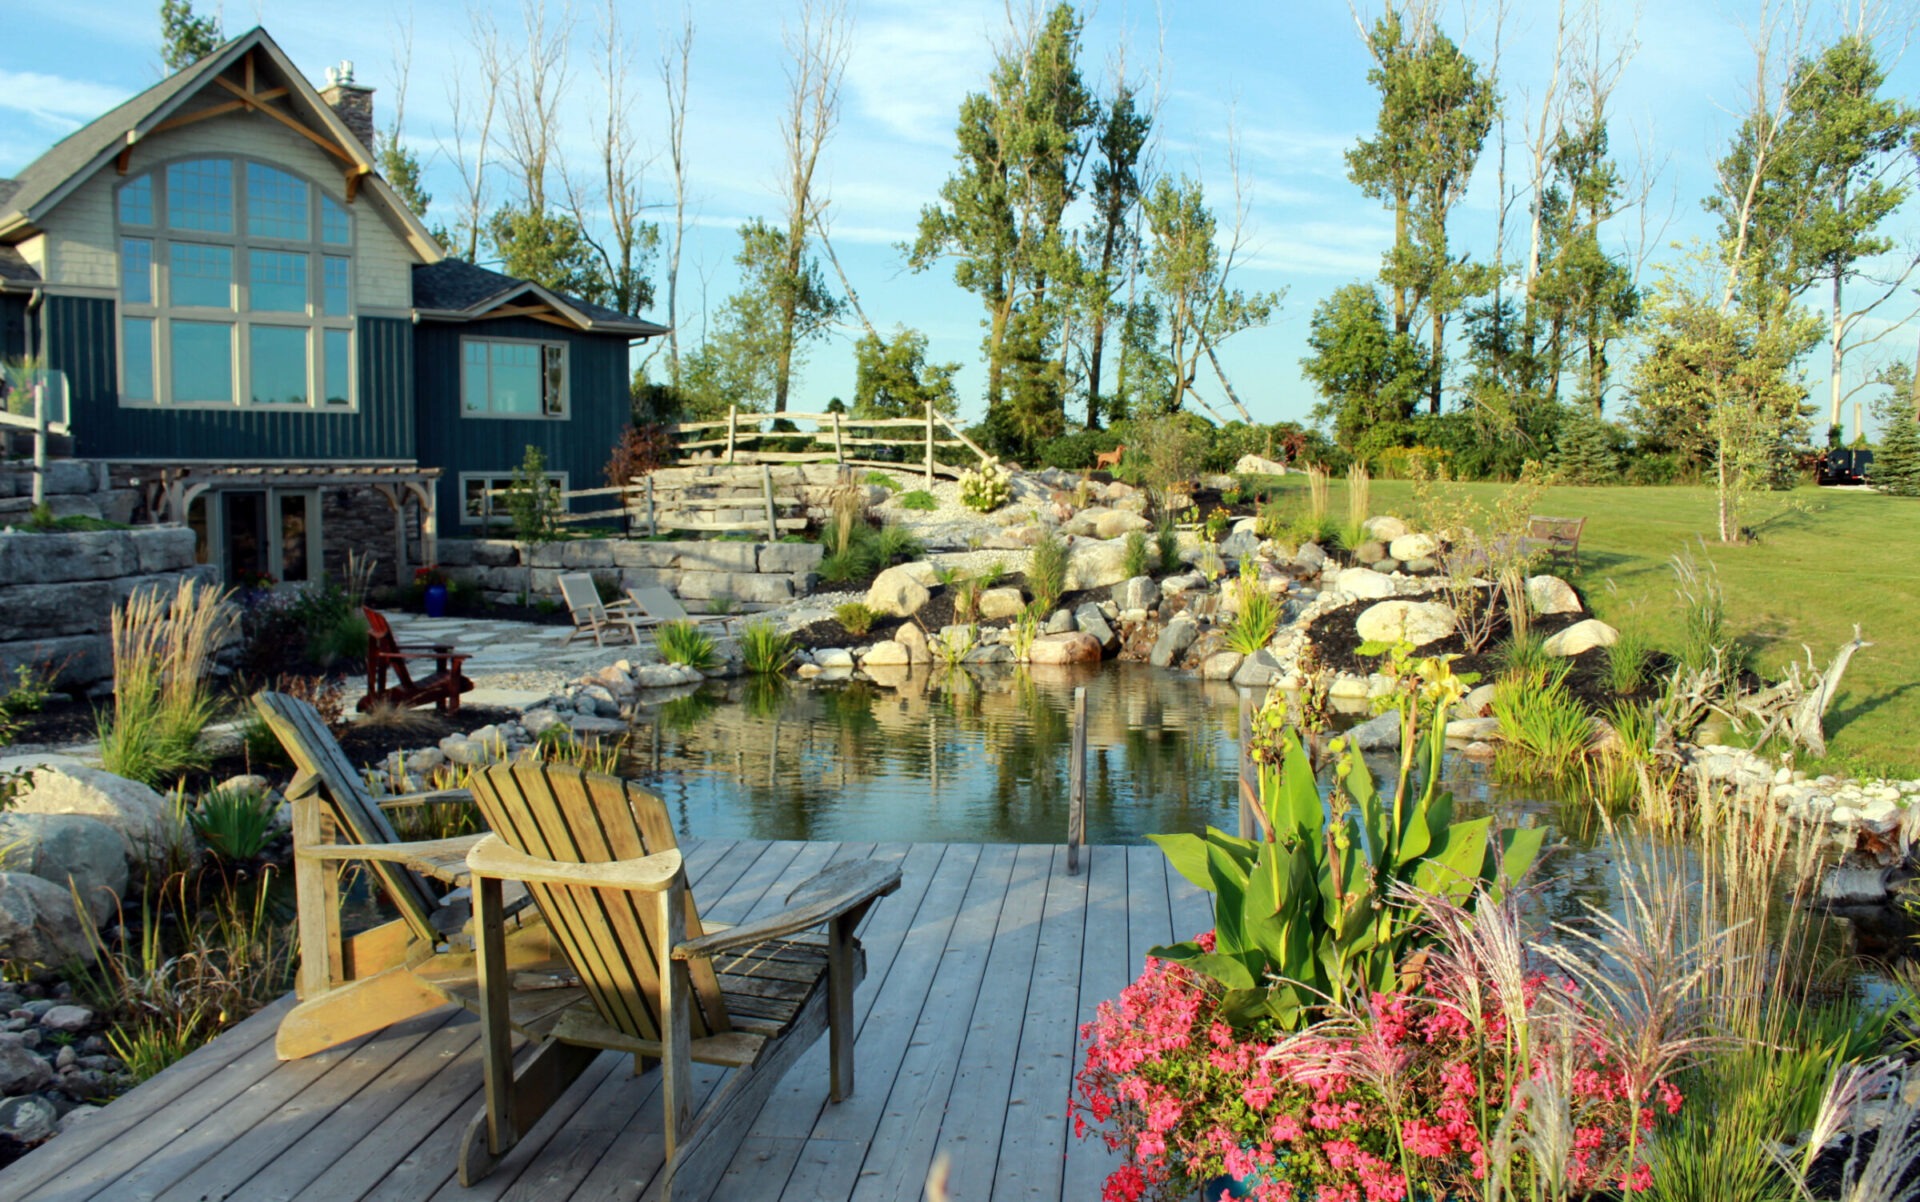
[1445,717,1502,741]
[894,623,931,665]
[1363,515,1408,542]
[1160,572,1206,597]
[1149,616,1199,668]
[1200,651,1245,681]
[1028,632,1102,666]
[963,643,1014,665]
[1062,508,1111,538]
[1112,575,1160,613]
[1234,454,1289,476]
[1065,540,1133,591]
[1355,600,1457,648]
[1074,604,1117,652]
[0,814,128,927]
[1292,543,1327,573]
[0,871,95,965]
[1371,558,1402,574]
[1220,527,1261,562]
[1231,650,1282,688]
[1402,557,1438,574]
[861,640,910,667]
[1094,510,1152,540]
[978,588,1027,621]
[0,1095,56,1143]
[1345,711,1402,751]
[866,565,932,618]
[1388,533,1438,561]
[1452,683,1498,719]
[39,1004,92,1033]
[1045,609,1076,635]
[1353,540,1387,564]
[633,663,704,689]
[1525,575,1582,616]
[13,766,187,870]
[1543,619,1618,657]
[0,1043,52,1097]
[1334,567,1396,600]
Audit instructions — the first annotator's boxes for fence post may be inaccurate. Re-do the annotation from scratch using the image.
[761,463,777,542]
[725,406,738,465]
[1068,686,1088,875]
[924,401,935,486]
[31,380,48,509]
[1238,692,1258,841]
[646,475,658,538]
[832,411,845,464]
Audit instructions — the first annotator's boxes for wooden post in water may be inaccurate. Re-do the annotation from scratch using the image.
[1068,686,1088,874]
[1238,691,1258,841]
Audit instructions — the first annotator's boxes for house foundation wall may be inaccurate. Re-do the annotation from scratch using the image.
[433,537,824,612]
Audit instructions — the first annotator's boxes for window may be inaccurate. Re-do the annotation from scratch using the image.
[115,157,354,409]
[460,470,569,526]
[460,338,568,418]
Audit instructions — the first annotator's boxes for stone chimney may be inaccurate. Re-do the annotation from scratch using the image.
[318,61,376,155]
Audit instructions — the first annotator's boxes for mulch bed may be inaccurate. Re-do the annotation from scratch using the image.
[4,697,102,748]
[1301,585,1668,712]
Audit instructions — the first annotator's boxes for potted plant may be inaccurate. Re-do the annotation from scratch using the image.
[415,565,449,617]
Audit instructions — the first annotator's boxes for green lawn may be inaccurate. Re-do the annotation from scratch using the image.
[1269,477,1919,776]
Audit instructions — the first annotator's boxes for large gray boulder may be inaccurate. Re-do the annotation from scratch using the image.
[13,766,188,870]
[1526,575,1582,616]
[1201,651,1245,681]
[978,587,1026,621]
[0,1042,53,1097]
[1149,616,1199,668]
[1334,567,1396,600]
[1112,575,1160,613]
[1065,540,1133,591]
[1543,619,1618,657]
[0,1095,57,1143]
[1345,710,1402,751]
[1232,649,1282,688]
[0,814,128,926]
[1074,604,1117,653]
[0,872,95,965]
[1363,515,1408,542]
[865,564,932,618]
[1355,600,1457,648]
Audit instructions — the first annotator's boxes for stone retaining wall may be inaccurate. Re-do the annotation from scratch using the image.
[0,526,213,689]
[434,537,825,611]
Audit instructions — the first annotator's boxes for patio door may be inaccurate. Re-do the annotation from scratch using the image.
[201,488,323,586]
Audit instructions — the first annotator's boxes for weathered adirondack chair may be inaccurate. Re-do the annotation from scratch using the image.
[557,572,648,646]
[359,607,473,714]
[255,691,545,1060]
[458,760,902,1198]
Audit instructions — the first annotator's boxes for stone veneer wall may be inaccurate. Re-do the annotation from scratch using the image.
[435,537,825,611]
[0,526,213,689]
[320,487,423,583]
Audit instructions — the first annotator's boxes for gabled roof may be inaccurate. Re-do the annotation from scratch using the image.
[0,27,440,263]
[413,259,669,339]
[0,246,40,287]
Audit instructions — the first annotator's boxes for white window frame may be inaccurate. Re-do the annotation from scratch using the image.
[458,335,570,420]
[458,469,570,526]
[114,155,356,412]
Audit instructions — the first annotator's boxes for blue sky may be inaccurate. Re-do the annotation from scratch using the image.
[5,0,1918,432]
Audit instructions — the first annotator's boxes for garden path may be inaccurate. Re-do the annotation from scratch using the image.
[0,838,1209,1202]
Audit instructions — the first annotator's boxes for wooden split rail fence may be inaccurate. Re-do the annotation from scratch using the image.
[669,403,992,483]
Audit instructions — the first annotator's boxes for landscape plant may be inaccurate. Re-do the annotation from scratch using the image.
[1222,561,1279,656]
[1121,530,1150,579]
[897,488,939,511]
[654,620,716,671]
[188,784,280,861]
[957,458,1012,512]
[864,470,901,492]
[503,445,565,542]
[932,624,975,669]
[834,602,878,636]
[1341,462,1372,550]
[739,619,796,675]
[0,664,52,748]
[100,578,238,788]
[1028,529,1070,616]
[1154,518,1182,575]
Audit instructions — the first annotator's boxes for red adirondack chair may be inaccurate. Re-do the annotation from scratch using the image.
[359,607,474,715]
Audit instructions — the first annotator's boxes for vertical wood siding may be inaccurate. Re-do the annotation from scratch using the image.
[412,316,630,528]
[47,295,414,462]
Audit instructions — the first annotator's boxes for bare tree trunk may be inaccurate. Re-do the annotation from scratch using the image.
[773,0,853,414]
[446,9,502,261]
[815,220,877,340]
[661,9,693,389]
[563,0,656,315]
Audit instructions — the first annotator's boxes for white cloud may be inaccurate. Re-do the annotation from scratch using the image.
[842,5,996,146]
[0,70,135,131]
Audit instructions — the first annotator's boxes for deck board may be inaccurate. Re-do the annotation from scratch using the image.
[0,840,1208,1202]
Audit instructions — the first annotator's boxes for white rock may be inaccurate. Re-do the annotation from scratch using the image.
[1525,575,1582,616]
[1363,515,1408,541]
[1446,717,1502,741]
[39,1004,92,1032]
[861,640,911,667]
[1234,454,1289,476]
[1388,532,1438,561]
[1355,600,1457,648]
[978,587,1026,621]
[1542,619,1618,657]
[815,648,856,670]
[13,766,188,870]
[1201,652,1245,681]
[1066,540,1134,591]
[1334,567,1396,600]
[1094,510,1152,540]
[1113,576,1161,612]
[1329,674,1371,700]
[1345,711,1402,750]
[866,564,932,618]
[1452,683,1498,719]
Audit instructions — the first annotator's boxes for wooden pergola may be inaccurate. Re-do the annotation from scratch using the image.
[127,462,440,585]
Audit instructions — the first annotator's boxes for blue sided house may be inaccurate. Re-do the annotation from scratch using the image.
[0,27,666,585]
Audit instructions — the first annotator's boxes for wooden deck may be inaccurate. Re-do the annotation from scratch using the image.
[0,840,1212,1202]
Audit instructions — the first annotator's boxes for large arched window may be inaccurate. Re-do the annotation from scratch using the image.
[116,157,355,410]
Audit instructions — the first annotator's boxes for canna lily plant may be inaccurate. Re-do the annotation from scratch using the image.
[1148,643,1546,1029]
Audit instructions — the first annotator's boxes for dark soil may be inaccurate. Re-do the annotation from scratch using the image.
[1301,585,1668,713]
[4,697,102,747]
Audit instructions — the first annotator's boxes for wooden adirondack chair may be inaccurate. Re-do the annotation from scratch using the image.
[457,761,902,1198]
[255,691,547,1060]
[359,607,473,714]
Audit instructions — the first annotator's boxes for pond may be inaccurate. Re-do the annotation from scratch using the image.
[617,662,1906,995]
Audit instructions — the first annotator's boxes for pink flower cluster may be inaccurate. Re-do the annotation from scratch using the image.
[1072,936,1678,1202]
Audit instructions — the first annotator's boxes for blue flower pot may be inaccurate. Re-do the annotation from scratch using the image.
[423,583,448,618]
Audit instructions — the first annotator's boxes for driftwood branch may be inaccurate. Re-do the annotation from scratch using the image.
[1665,626,1870,758]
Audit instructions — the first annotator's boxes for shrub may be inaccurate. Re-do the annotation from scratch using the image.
[0,664,52,749]
[897,489,938,511]
[1028,530,1070,616]
[739,620,796,675]
[1223,565,1280,656]
[864,471,901,493]
[1607,624,1654,694]
[190,785,279,861]
[504,445,564,542]
[1154,519,1182,575]
[834,602,878,636]
[1121,530,1150,579]
[1873,404,1920,496]
[100,578,237,787]
[873,522,924,565]
[818,549,872,584]
[1034,428,1124,470]
[957,459,1012,512]
[655,620,716,671]
[603,422,675,488]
